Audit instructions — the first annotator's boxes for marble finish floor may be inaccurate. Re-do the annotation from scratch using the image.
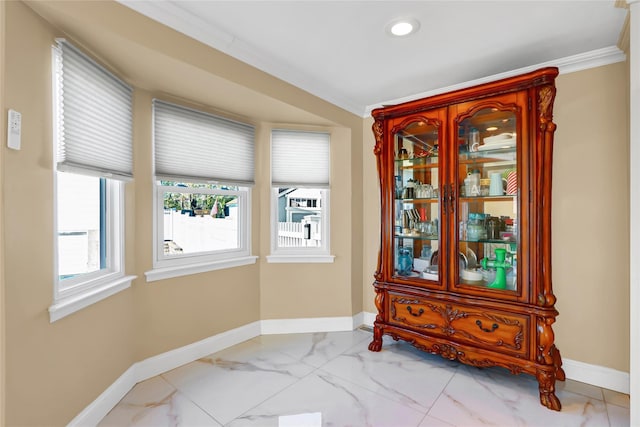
[99,329,630,426]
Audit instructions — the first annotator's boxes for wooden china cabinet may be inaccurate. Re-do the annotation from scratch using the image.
[369,67,564,410]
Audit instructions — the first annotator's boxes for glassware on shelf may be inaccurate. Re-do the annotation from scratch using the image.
[420,245,432,260]
[397,247,413,276]
[467,213,487,240]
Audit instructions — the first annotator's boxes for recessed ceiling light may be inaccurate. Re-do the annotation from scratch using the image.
[387,18,420,37]
[486,126,498,131]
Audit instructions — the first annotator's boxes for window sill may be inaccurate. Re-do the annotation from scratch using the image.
[49,275,136,323]
[266,254,335,263]
[145,255,258,282]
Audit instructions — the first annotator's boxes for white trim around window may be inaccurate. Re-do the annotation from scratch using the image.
[145,184,256,282]
[267,187,334,264]
[50,178,135,322]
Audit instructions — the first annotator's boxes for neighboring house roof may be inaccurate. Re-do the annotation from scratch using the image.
[284,188,322,199]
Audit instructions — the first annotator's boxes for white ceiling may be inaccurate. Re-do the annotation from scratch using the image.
[120,1,627,117]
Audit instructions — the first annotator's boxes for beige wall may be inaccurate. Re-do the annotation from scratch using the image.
[130,90,262,361]
[0,0,6,425]
[553,63,629,372]
[258,125,356,320]
[3,4,137,426]
[362,62,630,372]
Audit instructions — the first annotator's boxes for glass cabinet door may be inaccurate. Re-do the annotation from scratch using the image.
[392,119,441,285]
[455,107,519,293]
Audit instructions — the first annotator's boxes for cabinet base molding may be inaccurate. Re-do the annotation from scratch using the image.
[360,311,629,394]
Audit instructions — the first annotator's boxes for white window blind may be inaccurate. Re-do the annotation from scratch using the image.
[271,130,330,188]
[153,100,255,186]
[53,39,133,181]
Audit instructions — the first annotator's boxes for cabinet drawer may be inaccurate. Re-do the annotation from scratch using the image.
[388,294,528,356]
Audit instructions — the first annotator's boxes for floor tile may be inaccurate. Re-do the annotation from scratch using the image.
[418,414,455,427]
[556,378,604,401]
[252,330,372,368]
[429,365,609,426]
[98,376,220,426]
[603,388,630,408]
[227,371,426,427]
[320,337,458,412]
[607,401,631,427]
[98,330,630,427]
[161,339,316,424]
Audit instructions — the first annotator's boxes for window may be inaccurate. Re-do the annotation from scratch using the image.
[57,173,106,280]
[50,39,135,322]
[146,100,256,281]
[268,129,334,263]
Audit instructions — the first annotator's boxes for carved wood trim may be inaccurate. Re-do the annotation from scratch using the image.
[455,100,521,124]
[536,315,556,365]
[391,298,523,351]
[372,118,385,281]
[537,85,557,307]
[374,288,385,322]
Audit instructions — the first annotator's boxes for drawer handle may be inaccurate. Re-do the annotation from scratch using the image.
[476,320,499,333]
[407,306,424,317]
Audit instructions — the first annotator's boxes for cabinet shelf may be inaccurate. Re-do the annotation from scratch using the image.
[460,147,516,160]
[461,238,516,244]
[458,278,517,290]
[395,234,439,240]
[396,197,439,203]
[395,159,439,170]
[459,195,515,202]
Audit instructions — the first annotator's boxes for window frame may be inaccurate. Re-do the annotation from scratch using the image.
[267,187,333,263]
[145,183,256,282]
[50,174,133,322]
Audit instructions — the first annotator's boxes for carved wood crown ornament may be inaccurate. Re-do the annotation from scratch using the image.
[538,85,556,121]
[372,119,384,156]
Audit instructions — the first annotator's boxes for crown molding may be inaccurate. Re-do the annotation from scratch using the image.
[618,13,630,53]
[365,46,626,116]
[616,0,630,53]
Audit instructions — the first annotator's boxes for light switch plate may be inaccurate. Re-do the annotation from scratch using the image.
[7,109,21,150]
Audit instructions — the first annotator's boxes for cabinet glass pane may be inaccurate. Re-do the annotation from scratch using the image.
[457,108,518,291]
[393,120,440,281]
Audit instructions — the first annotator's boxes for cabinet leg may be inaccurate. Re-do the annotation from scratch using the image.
[368,323,383,352]
[536,369,561,411]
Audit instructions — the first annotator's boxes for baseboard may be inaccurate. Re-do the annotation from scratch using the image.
[562,358,629,394]
[134,320,262,382]
[260,315,356,335]
[69,312,629,425]
[362,311,377,327]
[67,365,137,427]
[67,321,262,427]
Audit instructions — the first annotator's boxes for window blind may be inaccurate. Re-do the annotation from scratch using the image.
[271,130,330,188]
[153,100,255,186]
[53,39,133,181]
